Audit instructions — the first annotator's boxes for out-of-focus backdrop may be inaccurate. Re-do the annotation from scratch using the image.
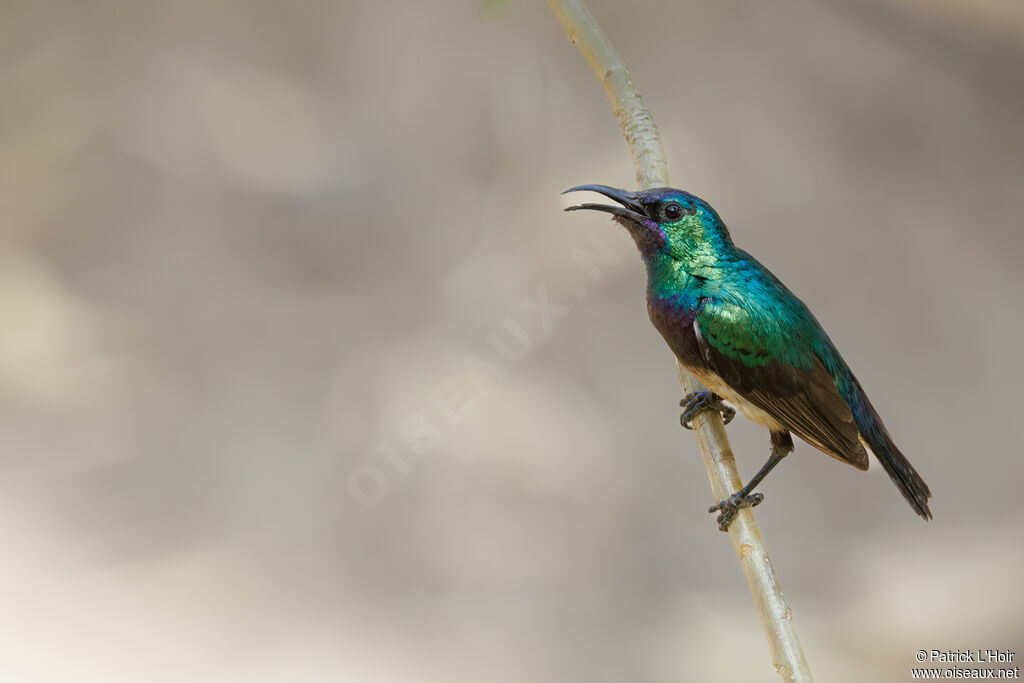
[2,0,1022,680]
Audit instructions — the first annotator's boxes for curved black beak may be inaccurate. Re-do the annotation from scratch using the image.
[562,184,649,224]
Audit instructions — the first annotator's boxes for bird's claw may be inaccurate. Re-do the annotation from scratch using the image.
[680,391,735,430]
[708,492,764,532]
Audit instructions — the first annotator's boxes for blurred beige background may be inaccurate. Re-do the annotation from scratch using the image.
[2,0,1023,681]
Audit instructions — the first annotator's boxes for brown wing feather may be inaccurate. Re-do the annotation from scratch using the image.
[696,325,869,470]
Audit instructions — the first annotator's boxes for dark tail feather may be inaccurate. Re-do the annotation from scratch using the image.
[854,398,932,520]
[866,425,932,520]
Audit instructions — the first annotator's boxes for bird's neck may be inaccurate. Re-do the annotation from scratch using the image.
[644,252,704,311]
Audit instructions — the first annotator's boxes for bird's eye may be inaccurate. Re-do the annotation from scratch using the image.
[663,203,684,220]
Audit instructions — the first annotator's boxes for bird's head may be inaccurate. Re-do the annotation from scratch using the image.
[563,185,733,264]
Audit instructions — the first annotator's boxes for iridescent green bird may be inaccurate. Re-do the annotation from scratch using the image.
[564,185,932,530]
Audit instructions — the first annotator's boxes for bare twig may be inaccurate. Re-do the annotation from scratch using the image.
[547,1,814,680]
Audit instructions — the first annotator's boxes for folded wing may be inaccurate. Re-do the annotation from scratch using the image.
[694,297,868,469]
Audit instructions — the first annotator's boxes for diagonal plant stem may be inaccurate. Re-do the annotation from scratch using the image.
[547,1,814,680]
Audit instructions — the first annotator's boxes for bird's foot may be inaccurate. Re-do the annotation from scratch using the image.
[680,391,735,430]
[708,492,764,532]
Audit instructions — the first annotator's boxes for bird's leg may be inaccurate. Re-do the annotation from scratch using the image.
[709,431,794,532]
[679,391,735,430]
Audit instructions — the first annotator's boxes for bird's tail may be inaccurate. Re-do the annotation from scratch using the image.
[853,388,932,520]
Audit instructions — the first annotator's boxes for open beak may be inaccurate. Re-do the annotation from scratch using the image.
[562,184,649,225]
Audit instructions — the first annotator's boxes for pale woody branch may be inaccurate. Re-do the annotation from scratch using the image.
[547,1,814,680]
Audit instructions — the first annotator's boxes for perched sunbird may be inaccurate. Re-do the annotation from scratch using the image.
[564,185,931,530]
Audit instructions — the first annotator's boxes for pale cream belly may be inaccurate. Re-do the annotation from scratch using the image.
[687,365,787,431]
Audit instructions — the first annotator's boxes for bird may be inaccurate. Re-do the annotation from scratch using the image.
[563,184,931,531]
